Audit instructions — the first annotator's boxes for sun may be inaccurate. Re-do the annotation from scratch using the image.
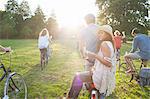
[43,0,98,28]
[0,0,98,28]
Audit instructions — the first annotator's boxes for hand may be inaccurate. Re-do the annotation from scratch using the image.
[87,51,96,59]
[5,47,11,52]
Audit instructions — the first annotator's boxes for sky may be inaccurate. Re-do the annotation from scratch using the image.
[0,0,98,28]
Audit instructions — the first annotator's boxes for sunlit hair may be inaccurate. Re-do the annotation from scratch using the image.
[39,28,49,37]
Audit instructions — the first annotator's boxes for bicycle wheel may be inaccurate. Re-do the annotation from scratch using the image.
[3,72,27,99]
[118,62,131,83]
[90,89,99,99]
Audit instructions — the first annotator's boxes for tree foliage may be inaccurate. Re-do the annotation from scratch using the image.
[0,0,58,39]
[19,0,31,19]
[96,0,150,34]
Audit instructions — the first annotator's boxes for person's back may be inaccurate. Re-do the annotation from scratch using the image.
[79,14,99,71]
[133,33,150,59]
[80,23,99,53]
[114,36,122,49]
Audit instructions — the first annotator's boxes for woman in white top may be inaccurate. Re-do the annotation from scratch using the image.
[38,28,50,66]
[67,25,116,99]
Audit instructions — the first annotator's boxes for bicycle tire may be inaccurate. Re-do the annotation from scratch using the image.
[89,89,99,99]
[3,72,27,99]
[118,62,131,83]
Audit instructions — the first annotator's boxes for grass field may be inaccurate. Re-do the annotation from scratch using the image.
[0,39,149,99]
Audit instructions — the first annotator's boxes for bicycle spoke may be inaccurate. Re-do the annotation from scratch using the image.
[5,73,27,99]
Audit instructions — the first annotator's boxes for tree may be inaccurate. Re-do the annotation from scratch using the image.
[27,6,46,38]
[5,0,19,14]
[96,0,150,34]
[46,17,59,38]
[19,0,31,19]
[0,11,16,38]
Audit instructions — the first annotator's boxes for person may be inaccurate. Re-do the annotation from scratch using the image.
[0,45,11,52]
[38,28,51,65]
[47,35,52,59]
[124,28,150,73]
[113,30,125,60]
[121,31,127,43]
[79,14,99,71]
[67,25,116,99]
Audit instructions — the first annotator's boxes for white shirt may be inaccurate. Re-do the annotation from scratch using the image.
[38,35,49,49]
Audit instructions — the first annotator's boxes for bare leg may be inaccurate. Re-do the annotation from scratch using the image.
[124,55,134,71]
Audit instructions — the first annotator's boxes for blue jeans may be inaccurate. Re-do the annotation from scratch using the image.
[99,93,105,99]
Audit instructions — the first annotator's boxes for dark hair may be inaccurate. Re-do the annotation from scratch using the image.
[133,28,140,34]
[84,14,95,24]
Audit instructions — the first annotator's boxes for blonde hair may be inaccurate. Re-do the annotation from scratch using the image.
[39,28,49,37]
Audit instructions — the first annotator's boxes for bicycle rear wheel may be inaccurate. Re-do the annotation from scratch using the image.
[3,72,27,99]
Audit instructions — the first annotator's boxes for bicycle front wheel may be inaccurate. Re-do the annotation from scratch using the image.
[118,62,131,83]
[3,72,27,99]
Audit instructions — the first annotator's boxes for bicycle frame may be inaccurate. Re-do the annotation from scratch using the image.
[0,51,28,99]
[0,64,7,82]
[0,52,12,82]
[119,59,148,82]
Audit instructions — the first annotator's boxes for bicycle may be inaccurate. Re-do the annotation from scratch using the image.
[118,57,150,92]
[116,49,121,66]
[82,82,103,99]
[0,50,27,99]
[40,48,48,70]
[40,42,53,70]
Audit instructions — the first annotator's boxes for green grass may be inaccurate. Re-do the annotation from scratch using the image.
[0,39,149,99]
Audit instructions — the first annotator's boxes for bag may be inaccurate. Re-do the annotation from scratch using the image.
[139,67,150,86]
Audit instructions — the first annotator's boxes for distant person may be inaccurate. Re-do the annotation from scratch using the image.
[67,25,116,99]
[79,14,99,71]
[38,28,51,64]
[124,28,150,73]
[121,31,127,43]
[47,35,53,58]
[114,30,125,60]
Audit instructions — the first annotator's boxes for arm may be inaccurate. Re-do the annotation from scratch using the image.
[0,45,6,52]
[130,37,138,53]
[78,37,86,58]
[121,32,126,39]
[88,42,112,67]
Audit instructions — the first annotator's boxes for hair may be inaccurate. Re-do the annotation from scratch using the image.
[114,30,121,36]
[84,14,95,24]
[96,30,115,53]
[132,28,140,34]
[105,32,115,52]
[39,28,49,37]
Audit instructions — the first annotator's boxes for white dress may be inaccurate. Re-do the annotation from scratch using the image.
[92,41,116,96]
